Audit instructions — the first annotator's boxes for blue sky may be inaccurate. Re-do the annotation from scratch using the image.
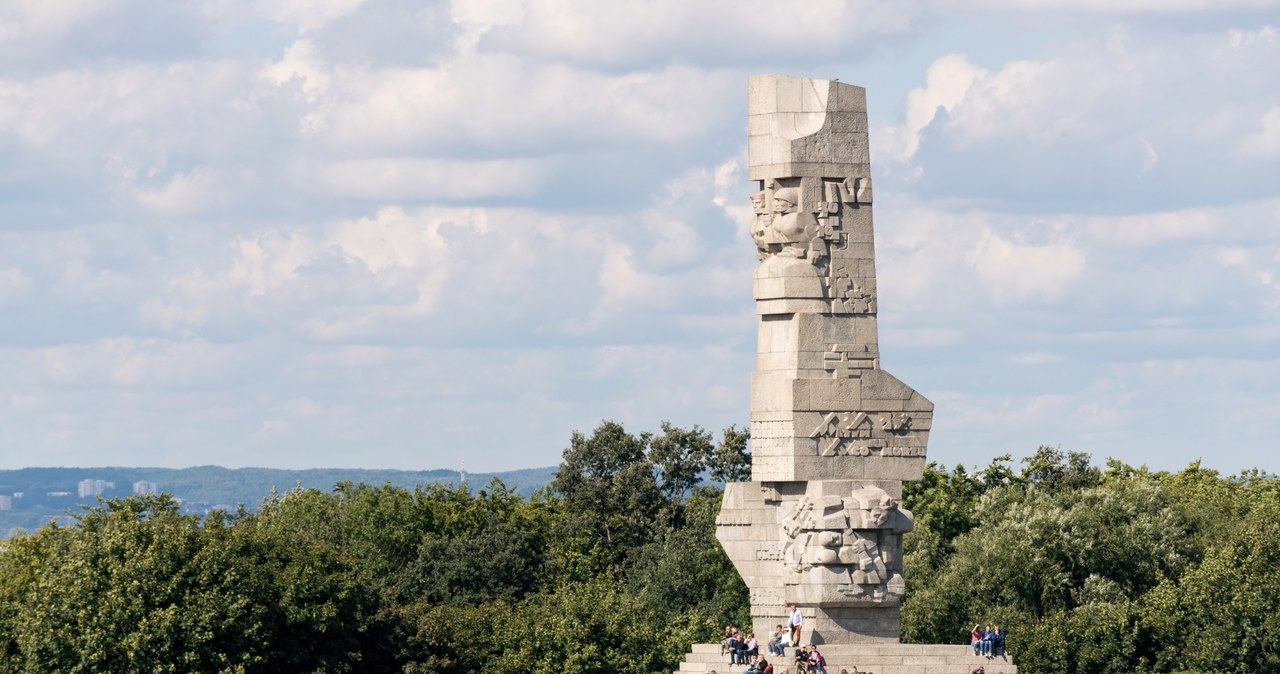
[1,0,1278,474]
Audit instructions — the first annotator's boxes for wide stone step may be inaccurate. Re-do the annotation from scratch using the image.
[674,643,1016,674]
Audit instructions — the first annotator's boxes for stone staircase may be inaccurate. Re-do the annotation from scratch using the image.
[674,643,1017,674]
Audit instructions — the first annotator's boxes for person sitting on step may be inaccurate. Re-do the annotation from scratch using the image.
[807,645,827,674]
[794,645,810,672]
[735,633,759,665]
[746,654,775,674]
[726,628,743,664]
[768,624,787,656]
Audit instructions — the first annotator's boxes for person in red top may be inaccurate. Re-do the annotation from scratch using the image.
[971,624,982,655]
[808,646,827,674]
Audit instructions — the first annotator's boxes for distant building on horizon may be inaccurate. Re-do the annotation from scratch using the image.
[77,479,115,499]
[133,480,157,495]
[0,495,10,511]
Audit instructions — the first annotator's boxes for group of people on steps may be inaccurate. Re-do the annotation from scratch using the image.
[720,604,830,674]
[721,610,1010,673]
[970,624,1006,658]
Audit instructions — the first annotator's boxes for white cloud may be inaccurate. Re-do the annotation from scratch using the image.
[261,38,330,100]
[877,54,986,162]
[307,57,736,155]
[1238,106,1280,158]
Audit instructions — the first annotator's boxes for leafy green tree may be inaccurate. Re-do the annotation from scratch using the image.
[0,525,63,673]
[550,421,661,576]
[1140,496,1280,673]
[239,487,402,672]
[488,580,701,674]
[903,473,1190,644]
[627,488,750,630]
[1021,445,1102,493]
[9,496,271,673]
[649,422,716,525]
[707,424,751,484]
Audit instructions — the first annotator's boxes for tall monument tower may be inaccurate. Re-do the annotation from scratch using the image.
[716,74,934,644]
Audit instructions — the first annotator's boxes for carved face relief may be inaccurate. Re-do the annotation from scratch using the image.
[751,192,768,215]
[772,188,799,215]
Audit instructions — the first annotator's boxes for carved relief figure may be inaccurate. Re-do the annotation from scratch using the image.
[776,484,913,606]
[768,188,809,258]
[750,191,774,259]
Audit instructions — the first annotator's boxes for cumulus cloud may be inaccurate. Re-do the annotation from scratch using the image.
[877,24,1280,210]
[877,54,986,163]
[261,38,330,99]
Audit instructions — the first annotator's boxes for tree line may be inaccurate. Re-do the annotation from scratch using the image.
[1,423,1278,673]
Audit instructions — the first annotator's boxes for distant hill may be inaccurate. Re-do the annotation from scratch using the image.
[0,465,558,538]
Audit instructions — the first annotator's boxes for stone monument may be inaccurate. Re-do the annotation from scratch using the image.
[673,74,1017,674]
[717,74,933,644]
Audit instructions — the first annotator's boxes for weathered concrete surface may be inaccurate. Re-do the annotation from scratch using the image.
[719,74,933,645]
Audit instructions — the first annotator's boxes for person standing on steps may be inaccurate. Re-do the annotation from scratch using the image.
[787,603,804,650]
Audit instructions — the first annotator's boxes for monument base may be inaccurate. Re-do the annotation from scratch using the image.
[673,643,1018,674]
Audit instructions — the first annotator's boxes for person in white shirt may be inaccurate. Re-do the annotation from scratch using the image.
[787,603,804,650]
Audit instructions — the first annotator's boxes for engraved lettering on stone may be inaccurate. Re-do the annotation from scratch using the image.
[757,542,784,561]
[750,588,786,606]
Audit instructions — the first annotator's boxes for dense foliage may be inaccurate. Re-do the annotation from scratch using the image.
[0,421,749,674]
[1,429,1278,674]
[901,445,1280,674]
